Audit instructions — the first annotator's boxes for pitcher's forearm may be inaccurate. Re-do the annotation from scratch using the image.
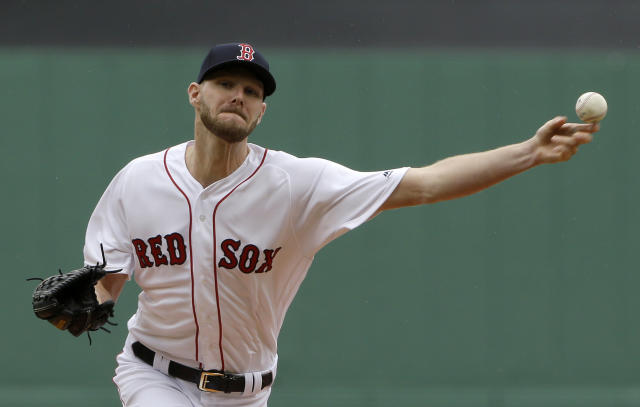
[95,273,128,304]
[420,139,538,203]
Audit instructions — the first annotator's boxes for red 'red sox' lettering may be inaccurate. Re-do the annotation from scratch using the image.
[218,238,281,274]
[148,235,169,266]
[132,233,187,268]
[165,232,187,265]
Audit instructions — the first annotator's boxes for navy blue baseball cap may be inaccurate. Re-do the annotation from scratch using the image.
[197,43,276,97]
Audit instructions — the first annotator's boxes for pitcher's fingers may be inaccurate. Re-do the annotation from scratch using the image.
[537,116,568,139]
[573,132,594,144]
[551,135,578,146]
[551,132,593,145]
[544,116,568,131]
[557,122,599,135]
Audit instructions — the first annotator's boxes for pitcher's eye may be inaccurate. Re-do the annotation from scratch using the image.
[245,87,260,97]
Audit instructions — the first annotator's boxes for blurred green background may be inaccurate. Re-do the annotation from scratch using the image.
[2,47,638,406]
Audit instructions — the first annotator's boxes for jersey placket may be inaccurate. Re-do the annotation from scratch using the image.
[191,190,224,369]
[196,148,268,371]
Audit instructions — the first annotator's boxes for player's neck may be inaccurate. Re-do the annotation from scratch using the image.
[186,132,249,188]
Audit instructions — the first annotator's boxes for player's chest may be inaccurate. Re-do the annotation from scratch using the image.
[123,171,291,269]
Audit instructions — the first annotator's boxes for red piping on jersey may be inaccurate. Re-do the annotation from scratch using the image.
[212,148,268,371]
[163,147,201,362]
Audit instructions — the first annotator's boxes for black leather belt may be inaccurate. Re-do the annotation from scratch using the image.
[131,341,273,393]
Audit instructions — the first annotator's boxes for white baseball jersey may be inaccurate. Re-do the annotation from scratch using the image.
[84,140,408,374]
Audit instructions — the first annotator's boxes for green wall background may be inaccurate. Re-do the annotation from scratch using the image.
[2,48,639,406]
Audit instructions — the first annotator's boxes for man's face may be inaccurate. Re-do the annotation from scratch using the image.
[195,68,267,143]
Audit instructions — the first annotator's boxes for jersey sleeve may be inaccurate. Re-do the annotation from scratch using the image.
[289,158,408,257]
[83,163,136,277]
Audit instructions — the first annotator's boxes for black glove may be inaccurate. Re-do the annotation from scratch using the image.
[29,244,120,340]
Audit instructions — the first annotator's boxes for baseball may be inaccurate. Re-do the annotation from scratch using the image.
[575,91,607,123]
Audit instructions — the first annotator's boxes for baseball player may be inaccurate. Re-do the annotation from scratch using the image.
[79,43,597,406]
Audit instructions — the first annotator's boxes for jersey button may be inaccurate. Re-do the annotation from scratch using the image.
[199,215,206,222]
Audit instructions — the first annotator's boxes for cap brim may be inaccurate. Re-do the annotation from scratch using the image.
[198,60,276,97]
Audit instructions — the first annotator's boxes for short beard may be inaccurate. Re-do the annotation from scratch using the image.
[200,103,258,144]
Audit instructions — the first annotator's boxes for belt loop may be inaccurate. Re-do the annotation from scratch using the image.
[152,352,171,375]
[242,372,254,395]
[253,372,262,393]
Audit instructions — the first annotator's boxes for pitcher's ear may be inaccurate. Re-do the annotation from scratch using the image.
[188,82,201,107]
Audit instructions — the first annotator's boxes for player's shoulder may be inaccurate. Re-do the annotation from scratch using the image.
[123,141,188,174]
[264,146,333,174]
[260,147,350,195]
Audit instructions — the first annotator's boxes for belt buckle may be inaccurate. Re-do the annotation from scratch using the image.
[199,371,224,392]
